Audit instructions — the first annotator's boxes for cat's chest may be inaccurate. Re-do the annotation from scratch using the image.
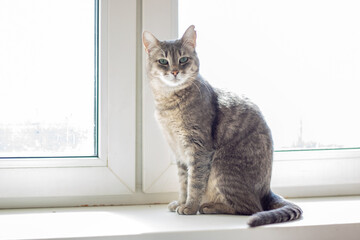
[155,110,188,141]
[155,110,192,160]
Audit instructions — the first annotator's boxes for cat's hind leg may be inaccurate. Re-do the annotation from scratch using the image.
[199,202,237,214]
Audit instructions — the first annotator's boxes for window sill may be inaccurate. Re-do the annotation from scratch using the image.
[1,196,359,240]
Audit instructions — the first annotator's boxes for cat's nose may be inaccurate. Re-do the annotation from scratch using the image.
[171,70,179,77]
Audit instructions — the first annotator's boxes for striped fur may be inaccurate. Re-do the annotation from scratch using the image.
[248,192,303,227]
[143,25,302,227]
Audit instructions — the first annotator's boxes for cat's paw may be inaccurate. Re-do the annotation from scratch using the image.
[176,204,198,215]
[168,201,180,212]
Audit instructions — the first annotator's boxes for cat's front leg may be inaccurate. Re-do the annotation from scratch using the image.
[176,155,211,215]
[168,162,188,212]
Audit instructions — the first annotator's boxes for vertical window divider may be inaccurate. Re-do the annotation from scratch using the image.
[94,0,100,157]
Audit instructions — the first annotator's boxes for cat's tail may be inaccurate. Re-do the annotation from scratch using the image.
[247,191,303,227]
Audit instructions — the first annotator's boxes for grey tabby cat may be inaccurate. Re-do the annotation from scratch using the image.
[142,25,302,227]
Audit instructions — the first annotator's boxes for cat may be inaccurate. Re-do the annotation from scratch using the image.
[142,25,302,227]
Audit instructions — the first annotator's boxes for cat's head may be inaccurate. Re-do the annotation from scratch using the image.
[143,25,199,88]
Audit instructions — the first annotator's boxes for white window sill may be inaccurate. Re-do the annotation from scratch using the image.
[1,196,359,240]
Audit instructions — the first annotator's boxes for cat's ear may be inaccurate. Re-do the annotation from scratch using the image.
[181,25,197,51]
[143,31,159,54]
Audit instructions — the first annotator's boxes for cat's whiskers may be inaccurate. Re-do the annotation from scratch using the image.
[201,79,213,96]
[188,79,203,99]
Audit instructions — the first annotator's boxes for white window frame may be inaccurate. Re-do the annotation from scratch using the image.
[142,0,360,197]
[0,0,137,208]
[1,0,359,209]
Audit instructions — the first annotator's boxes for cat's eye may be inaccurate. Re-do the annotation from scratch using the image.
[179,57,188,63]
[158,59,168,65]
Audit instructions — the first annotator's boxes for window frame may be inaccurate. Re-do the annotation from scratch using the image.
[1,0,359,209]
[142,0,360,197]
[0,0,137,208]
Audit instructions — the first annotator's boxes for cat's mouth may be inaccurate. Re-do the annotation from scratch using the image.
[170,75,186,84]
[160,74,186,87]
[172,76,181,81]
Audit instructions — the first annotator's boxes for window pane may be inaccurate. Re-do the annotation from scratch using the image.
[179,0,360,151]
[0,0,98,158]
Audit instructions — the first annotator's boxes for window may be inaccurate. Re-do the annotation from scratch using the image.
[0,0,98,158]
[142,0,360,197]
[1,0,359,209]
[0,0,137,208]
[178,0,360,152]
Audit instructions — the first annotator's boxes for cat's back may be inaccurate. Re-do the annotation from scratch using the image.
[213,88,272,148]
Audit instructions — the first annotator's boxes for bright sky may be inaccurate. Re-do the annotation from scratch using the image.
[179,0,360,150]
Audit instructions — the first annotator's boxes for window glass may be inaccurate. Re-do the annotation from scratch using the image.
[179,0,360,151]
[0,0,98,158]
